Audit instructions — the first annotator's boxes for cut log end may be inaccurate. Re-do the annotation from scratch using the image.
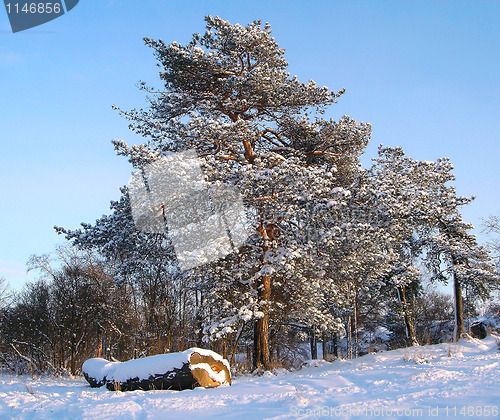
[189,351,231,387]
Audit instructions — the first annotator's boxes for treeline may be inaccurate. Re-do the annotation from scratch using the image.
[0,206,497,376]
[0,250,201,375]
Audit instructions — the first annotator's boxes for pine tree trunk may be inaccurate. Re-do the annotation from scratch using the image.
[398,286,419,346]
[253,313,271,370]
[253,273,272,370]
[322,336,328,360]
[230,323,245,366]
[195,289,204,347]
[353,292,359,358]
[453,265,465,341]
[70,347,76,376]
[347,316,352,359]
[253,220,274,371]
[310,328,318,360]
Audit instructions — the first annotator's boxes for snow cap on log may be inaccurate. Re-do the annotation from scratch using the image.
[82,358,111,388]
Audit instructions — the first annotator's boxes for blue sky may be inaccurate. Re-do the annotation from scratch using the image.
[1,1,499,291]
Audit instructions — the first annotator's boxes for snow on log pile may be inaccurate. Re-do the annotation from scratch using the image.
[82,348,231,391]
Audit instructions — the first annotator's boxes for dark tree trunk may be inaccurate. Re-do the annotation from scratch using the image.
[322,336,328,360]
[246,345,252,370]
[453,267,465,341]
[333,333,338,358]
[230,323,245,366]
[253,311,271,370]
[195,289,204,347]
[310,328,318,360]
[253,222,274,371]
[398,286,419,346]
[70,350,76,376]
[253,272,271,370]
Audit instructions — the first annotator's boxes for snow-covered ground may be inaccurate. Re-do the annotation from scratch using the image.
[1,336,499,419]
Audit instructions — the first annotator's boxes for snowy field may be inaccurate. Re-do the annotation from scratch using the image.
[1,337,499,419]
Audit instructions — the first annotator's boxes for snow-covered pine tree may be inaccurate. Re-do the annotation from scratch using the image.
[316,169,397,356]
[369,147,500,342]
[112,16,371,370]
[483,216,500,264]
[56,189,178,287]
[55,190,193,354]
[360,146,490,346]
[365,146,441,346]
[426,213,499,341]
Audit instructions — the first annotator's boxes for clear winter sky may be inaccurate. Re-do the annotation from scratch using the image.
[1,1,498,291]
